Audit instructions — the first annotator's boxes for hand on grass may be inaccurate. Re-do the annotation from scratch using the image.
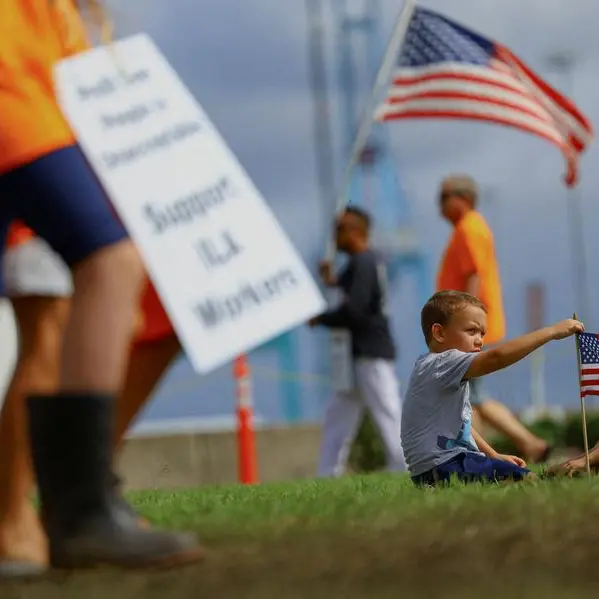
[497,454,527,468]
[550,319,584,340]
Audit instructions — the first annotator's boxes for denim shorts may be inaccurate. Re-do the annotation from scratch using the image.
[0,144,128,296]
[411,452,531,487]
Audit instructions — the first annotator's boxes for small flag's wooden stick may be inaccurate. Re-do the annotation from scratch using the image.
[573,312,592,477]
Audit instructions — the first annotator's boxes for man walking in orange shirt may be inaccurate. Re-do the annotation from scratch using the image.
[435,175,551,463]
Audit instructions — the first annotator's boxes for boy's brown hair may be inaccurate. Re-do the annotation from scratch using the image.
[421,291,487,345]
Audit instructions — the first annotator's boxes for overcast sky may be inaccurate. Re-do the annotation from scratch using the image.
[108,0,599,414]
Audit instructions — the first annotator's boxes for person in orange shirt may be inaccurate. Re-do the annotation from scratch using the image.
[0,0,201,571]
[436,175,551,463]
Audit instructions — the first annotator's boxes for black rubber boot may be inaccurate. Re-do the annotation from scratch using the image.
[108,470,145,524]
[27,394,204,569]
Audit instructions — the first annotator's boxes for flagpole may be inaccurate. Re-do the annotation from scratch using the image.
[325,0,416,262]
[573,312,591,477]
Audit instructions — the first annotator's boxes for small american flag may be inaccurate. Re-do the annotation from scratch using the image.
[578,332,599,398]
[375,7,594,186]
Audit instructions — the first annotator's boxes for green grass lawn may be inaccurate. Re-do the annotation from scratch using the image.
[4,474,599,598]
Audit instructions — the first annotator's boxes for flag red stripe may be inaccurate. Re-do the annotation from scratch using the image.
[390,71,525,96]
[387,66,590,137]
[380,98,582,185]
[386,90,555,126]
[497,47,594,135]
[580,358,599,398]
[379,101,579,184]
[493,51,593,141]
[382,78,587,152]
[379,110,568,150]
[379,24,594,186]
[494,51,592,151]
[570,137,584,152]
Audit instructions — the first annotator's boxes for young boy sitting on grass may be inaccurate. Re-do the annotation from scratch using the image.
[401,290,584,486]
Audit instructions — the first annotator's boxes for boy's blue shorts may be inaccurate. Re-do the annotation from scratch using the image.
[0,144,128,296]
[411,452,531,487]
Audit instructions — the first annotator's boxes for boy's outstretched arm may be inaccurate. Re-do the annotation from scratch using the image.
[465,318,584,380]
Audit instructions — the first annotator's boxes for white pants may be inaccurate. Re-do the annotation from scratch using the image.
[317,357,406,477]
[3,237,73,298]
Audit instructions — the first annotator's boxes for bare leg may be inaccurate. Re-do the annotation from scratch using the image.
[474,399,550,462]
[0,297,68,568]
[0,292,180,569]
[471,405,485,435]
[60,241,144,392]
[111,334,181,529]
[114,334,180,446]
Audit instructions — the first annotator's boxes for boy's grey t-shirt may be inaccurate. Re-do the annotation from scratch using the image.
[401,350,484,476]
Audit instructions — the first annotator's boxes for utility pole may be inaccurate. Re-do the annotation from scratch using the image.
[306,0,336,220]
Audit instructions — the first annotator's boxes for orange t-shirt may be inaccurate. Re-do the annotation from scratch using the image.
[0,0,89,174]
[0,4,175,345]
[7,221,35,248]
[134,280,175,345]
[436,211,506,344]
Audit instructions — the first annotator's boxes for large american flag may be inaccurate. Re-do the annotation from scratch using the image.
[375,6,594,186]
[578,332,599,398]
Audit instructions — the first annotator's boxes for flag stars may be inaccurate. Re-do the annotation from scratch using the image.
[579,333,599,365]
[399,12,490,68]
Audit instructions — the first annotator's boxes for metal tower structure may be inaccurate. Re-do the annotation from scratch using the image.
[331,0,430,299]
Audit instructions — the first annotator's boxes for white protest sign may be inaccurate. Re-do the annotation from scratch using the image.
[54,33,327,374]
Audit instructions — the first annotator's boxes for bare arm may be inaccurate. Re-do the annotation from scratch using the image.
[472,427,528,467]
[465,319,583,380]
[472,428,497,458]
